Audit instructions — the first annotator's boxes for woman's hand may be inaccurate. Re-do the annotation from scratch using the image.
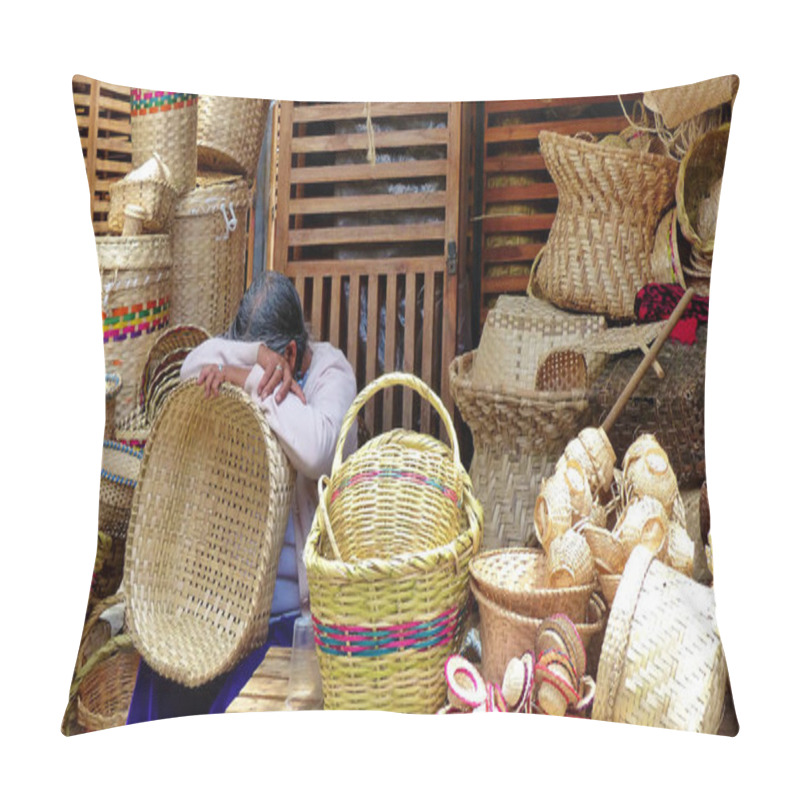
[197,363,249,398]
[257,345,307,405]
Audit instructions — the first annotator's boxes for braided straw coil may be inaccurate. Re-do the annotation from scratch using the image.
[530,131,679,320]
[593,545,728,732]
[305,373,483,713]
[124,382,295,687]
[197,96,269,180]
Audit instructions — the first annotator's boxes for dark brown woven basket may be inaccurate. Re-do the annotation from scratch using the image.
[590,325,707,488]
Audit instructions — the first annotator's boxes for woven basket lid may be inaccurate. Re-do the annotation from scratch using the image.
[643,75,738,129]
[174,173,251,217]
[592,545,727,732]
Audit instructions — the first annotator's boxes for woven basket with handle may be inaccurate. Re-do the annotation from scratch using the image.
[304,372,483,713]
[124,381,295,687]
[529,131,679,320]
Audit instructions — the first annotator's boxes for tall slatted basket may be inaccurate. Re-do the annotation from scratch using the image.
[97,235,172,426]
[170,174,251,335]
[304,373,484,713]
[197,96,269,180]
[530,131,679,320]
[124,382,295,687]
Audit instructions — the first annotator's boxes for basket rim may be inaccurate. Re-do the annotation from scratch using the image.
[539,128,681,169]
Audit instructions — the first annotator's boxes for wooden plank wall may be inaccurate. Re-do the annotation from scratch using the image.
[273,102,462,441]
[478,94,641,323]
[72,76,133,234]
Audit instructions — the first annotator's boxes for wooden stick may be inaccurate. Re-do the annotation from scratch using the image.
[601,288,696,434]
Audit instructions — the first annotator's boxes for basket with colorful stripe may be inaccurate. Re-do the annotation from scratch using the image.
[97,235,171,425]
[304,372,484,713]
[99,439,143,540]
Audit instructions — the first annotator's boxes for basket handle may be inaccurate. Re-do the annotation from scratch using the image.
[526,246,547,299]
[317,475,343,561]
[331,372,460,476]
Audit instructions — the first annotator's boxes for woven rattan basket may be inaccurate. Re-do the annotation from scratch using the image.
[124,382,295,687]
[108,153,178,233]
[472,582,606,685]
[76,635,140,732]
[592,545,728,732]
[197,96,269,179]
[114,408,150,454]
[170,174,251,335]
[99,440,143,539]
[104,373,122,440]
[450,351,592,550]
[530,131,679,320]
[590,325,707,488]
[305,373,483,713]
[469,547,597,621]
[97,235,171,425]
[130,89,198,196]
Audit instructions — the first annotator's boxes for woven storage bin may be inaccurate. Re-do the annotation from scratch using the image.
[197,96,269,179]
[108,153,178,233]
[590,325,707,488]
[97,235,171,425]
[99,440,143,539]
[305,373,483,713]
[450,351,592,551]
[130,89,197,196]
[592,545,728,733]
[124,382,295,687]
[104,373,122,440]
[170,174,251,335]
[530,131,680,320]
[676,124,729,268]
[472,582,606,685]
[469,547,597,621]
[76,635,140,732]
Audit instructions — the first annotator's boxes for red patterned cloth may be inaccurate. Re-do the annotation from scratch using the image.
[634,283,709,345]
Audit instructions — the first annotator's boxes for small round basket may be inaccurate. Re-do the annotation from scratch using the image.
[124,381,295,687]
[469,547,597,621]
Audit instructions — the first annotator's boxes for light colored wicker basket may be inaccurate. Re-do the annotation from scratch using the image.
[469,547,597,621]
[305,373,483,713]
[450,351,592,551]
[108,153,178,233]
[124,382,295,687]
[99,440,143,539]
[592,545,728,732]
[170,174,252,335]
[104,373,122,441]
[130,89,197,196]
[97,235,171,425]
[529,131,679,320]
[472,581,606,686]
[197,96,269,180]
[643,76,738,129]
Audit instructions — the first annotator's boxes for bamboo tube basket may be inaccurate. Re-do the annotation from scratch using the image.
[130,89,198,196]
[593,545,728,732]
[75,635,140,733]
[108,153,178,233]
[105,373,122,441]
[305,373,484,713]
[197,96,269,180]
[124,382,295,687]
[472,582,606,686]
[170,174,251,336]
[529,131,679,320]
[97,235,171,425]
[99,440,143,539]
[469,547,597,621]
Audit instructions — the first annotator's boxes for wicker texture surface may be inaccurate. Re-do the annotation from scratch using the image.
[131,90,197,196]
[305,373,483,713]
[531,131,679,319]
[170,176,251,335]
[99,440,143,539]
[109,153,177,233]
[592,545,727,732]
[124,382,295,687]
[590,325,707,488]
[97,235,172,424]
[105,373,122,440]
[644,76,737,129]
[451,352,591,550]
[197,96,269,179]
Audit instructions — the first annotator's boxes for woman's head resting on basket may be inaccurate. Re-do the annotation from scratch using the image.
[226,271,310,378]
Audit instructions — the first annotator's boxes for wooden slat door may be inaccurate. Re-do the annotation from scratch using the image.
[273,102,462,440]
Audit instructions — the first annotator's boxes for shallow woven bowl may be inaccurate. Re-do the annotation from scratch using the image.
[470,547,597,621]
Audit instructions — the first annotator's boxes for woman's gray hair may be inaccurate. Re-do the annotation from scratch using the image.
[225,272,310,377]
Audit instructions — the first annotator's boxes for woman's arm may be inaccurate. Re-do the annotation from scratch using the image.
[180,338,262,381]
